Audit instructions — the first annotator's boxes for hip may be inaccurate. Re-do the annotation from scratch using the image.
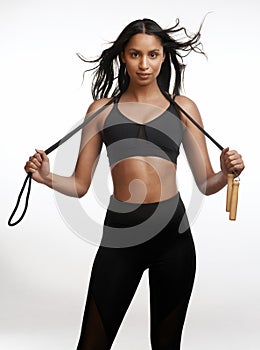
[101,192,192,248]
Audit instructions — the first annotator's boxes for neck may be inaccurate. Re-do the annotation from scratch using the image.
[123,82,163,103]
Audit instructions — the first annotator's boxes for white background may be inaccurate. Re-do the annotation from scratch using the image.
[1,0,259,349]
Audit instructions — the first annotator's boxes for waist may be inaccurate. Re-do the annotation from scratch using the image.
[109,190,181,209]
[111,157,178,203]
[106,191,182,229]
[102,192,188,248]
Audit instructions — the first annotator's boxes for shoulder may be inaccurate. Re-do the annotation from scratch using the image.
[87,97,114,114]
[85,97,115,128]
[174,95,199,114]
[173,95,203,127]
[84,97,115,132]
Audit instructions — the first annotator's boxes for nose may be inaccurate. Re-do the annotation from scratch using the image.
[139,55,149,70]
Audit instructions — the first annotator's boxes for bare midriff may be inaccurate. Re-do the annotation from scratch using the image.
[110,156,178,203]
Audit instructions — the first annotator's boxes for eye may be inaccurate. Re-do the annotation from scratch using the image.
[130,52,139,58]
[150,52,158,58]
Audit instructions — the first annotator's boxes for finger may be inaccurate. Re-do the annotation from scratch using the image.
[227,153,241,162]
[228,153,243,169]
[24,162,37,173]
[29,156,42,167]
[26,160,39,171]
[35,149,49,162]
[225,150,241,159]
[33,152,43,163]
[225,158,239,170]
[228,159,244,172]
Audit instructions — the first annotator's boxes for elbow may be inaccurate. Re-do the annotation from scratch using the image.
[198,187,211,196]
[198,183,216,196]
[77,191,85,199]
[196,172,221,196]
[71,174,90,198]
[77,185,90,198]
[78,191,87,199]
[197,180,222,196]
[195,180,207,196]
[204,189,213,196]
[197,181,212,196]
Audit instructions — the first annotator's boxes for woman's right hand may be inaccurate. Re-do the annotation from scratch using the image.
[24,149,50,184]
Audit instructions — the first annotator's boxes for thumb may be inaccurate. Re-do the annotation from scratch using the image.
[221,146,229,155]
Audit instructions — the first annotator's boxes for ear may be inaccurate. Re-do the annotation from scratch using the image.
[120,51,126,64]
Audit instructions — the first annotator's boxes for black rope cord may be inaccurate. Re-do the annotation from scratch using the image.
[173,100,224,151]
[8,94,229,226]
[8,97,117,226]
[171,94,238,179]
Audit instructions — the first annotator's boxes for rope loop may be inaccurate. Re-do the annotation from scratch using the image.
[8,173,32,226]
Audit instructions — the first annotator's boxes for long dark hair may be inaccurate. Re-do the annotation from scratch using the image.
[77,17,206,99]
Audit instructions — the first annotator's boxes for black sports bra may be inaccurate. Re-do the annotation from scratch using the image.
[101,97,185,166]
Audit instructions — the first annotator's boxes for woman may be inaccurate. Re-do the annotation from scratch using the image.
[24,18,244,350]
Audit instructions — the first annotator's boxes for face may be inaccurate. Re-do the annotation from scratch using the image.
[121,33,165,86]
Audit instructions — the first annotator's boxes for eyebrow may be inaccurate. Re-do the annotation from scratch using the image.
[128,48,161,52]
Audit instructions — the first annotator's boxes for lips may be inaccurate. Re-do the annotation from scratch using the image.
[137,73,151,79]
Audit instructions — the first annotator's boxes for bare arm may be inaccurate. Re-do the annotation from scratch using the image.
[24,98,112,198]
[175,95,245,195]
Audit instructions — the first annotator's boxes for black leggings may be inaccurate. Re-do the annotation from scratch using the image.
[76,193,196,350]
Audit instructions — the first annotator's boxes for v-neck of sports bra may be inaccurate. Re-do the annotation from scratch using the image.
[114,101,172,126]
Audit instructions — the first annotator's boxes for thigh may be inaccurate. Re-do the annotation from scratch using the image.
[148,225,196,349]
[77,245,145,349]
[91,245,145,312]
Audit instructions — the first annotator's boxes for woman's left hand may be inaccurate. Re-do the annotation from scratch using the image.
[220,147,245,177]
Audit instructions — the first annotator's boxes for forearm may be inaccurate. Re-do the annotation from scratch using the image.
[43,172,87,198]
[203,171,228,195]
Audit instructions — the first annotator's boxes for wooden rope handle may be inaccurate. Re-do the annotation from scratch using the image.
[226,173,240,221]
[229,179,240,221]
[226,173,234,212]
